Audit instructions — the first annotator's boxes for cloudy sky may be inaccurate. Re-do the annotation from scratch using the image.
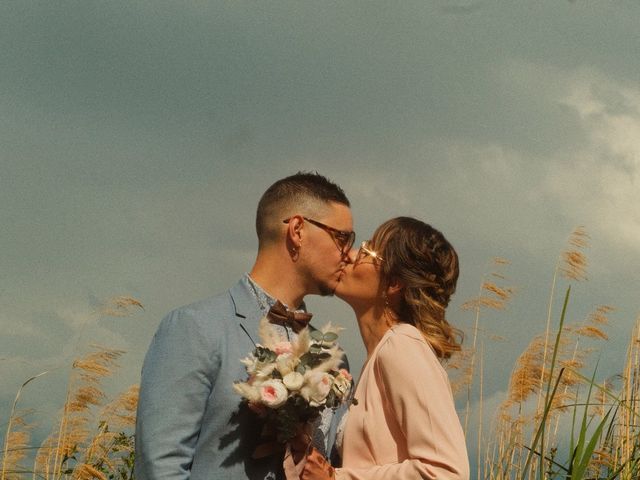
[2,0,639,473]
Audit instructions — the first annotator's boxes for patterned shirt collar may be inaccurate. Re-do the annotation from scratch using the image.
[243,273,309,316]
[243,273,277,316]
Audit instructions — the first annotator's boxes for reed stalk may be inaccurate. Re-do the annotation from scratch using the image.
[1,371,49,480]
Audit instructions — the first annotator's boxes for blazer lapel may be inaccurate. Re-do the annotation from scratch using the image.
[228,278,265,344]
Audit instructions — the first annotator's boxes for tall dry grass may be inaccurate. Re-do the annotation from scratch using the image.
[455,257,516,477]
[2,232,640,479]
[460,227,640,479]
[1,296,142,480]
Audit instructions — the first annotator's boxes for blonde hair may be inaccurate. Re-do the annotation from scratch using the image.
[372,217,462,359]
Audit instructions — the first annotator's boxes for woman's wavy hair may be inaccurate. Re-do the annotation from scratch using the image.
[372,217,462,359]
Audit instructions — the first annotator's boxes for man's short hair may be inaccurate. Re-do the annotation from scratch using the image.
[256,172,350,246]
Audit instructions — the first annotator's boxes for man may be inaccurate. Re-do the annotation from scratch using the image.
[135,172,354,480]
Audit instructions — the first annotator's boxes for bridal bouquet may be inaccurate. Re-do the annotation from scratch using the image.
[233,317,352,449]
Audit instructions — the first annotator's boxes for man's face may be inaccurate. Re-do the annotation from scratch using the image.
[300,202,354,296]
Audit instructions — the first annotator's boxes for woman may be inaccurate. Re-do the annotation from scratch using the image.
[288,216,469,480]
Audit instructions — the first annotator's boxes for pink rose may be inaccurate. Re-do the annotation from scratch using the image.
[339,368,352,382]
[260,379,288,408]
[273,341,293,355]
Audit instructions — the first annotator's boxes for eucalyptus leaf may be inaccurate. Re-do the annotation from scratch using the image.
[323,332,338,342]
[300,352,312,364]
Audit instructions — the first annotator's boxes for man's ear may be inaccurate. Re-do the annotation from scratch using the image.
[286,215,304,247]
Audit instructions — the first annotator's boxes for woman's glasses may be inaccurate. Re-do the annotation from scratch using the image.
[283,217,356,254]
[355,241,384,265]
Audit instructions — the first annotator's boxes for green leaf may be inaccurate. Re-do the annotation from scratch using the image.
[570,361,611,480]
[523,286,571,478]
[323,332,338,342]
[570,410,611,479]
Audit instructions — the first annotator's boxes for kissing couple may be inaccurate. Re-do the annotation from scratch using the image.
[135,172,470,480]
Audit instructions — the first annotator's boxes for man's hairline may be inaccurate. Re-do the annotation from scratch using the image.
[257,198,349,248]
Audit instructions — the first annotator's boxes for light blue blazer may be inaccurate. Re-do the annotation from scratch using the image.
[135,278,346,480]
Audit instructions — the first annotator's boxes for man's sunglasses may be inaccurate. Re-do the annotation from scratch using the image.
[283,217,356,254]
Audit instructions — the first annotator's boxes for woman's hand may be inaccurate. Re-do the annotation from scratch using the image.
[284,432,335,480]
[288,429,313,464]
[300,447,335,480]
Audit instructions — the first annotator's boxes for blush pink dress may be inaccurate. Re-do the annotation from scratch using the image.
[336,323,469,480]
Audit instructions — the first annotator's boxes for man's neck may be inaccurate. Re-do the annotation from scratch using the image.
[249,258,306,309]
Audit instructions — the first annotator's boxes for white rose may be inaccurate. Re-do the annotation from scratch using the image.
[259,379,289,408]
[283,371,304,391]
[301,372,333,406]
[276,353,298,376]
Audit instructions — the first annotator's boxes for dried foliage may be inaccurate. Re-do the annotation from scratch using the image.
[559,226,589,281]
[4,238,640,480]
[1,420,30,480]
[98,296,144,318]
[5,347,137,480]
[478,227,640,479]
[33,345,125,478]
[458,257,516,478]
[2,297,142,480]
[448,347,475,395]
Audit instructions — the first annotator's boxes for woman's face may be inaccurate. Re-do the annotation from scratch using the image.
[335,240,385,310]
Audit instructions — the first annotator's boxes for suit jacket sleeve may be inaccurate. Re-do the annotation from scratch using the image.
[135,306,221,480]
[335,333,469,480]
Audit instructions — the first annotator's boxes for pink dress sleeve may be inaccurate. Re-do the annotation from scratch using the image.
[336,331,469,480]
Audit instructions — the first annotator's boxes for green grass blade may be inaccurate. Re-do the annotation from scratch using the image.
[522,286,572,478]
[569,361,598,478]
[522,367,566,478]
[572,409,611,479]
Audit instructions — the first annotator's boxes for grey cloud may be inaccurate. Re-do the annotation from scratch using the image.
[2,4,640,467]
[439,2,485,15]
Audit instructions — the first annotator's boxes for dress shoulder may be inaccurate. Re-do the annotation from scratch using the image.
[374,323,448,383]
